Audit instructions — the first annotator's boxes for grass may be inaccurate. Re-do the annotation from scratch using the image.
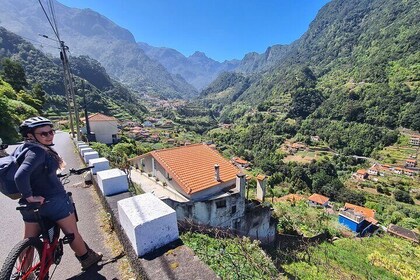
[93,188,139,280]
[282,235,420,280]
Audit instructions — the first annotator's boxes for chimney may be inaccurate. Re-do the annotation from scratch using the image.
[214,164,221,181]
[256,174,267,202]
[236,172,246,198]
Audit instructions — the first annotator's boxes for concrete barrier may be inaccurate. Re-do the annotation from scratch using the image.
[80,147,94,157]
[118,193,179,257]
[78,144,89,152]
[97,168,129,196]
[88,157,110,174]
[84,151,99,163]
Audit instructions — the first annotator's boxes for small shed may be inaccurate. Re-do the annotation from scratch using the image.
[308,193,330,207]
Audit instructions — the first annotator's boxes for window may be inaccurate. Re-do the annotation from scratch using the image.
[231,205,237,214]
[216,200,226,208]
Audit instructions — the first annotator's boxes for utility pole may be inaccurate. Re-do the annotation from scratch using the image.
[82,80,91,139]
[37,1,80,140]
[59,40,80,140]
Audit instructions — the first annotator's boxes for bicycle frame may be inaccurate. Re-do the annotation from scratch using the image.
[4,166,93,280]
[16,206,63,280]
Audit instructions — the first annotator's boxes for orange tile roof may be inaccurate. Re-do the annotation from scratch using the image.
[344,203,375,219]
[406,159,417,163]
[308,193,330,205]
[88,113,118,122]
[357,169,368,175]
[233,157,249,165]
[133,144,239,195]
[256,174,267,181]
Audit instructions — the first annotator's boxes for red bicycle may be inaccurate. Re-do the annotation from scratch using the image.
[0,166,93,280]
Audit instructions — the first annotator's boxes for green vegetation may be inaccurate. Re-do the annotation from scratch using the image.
[273,201,342,237]
[181,232,278,280]
[282,235,419,280]
[0,26,147,139]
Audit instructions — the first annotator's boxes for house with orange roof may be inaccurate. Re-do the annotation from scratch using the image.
[82,113,119,144]
[393,167,404,175]
[308,193,330,207]
[368,163,383,176]
[409,136,420,146]
[339,203,378,234]
[232,157,250,168]
[405,159,417,168]
[403,168,416,176]
[129,143,277,243]
[353,169,368,180]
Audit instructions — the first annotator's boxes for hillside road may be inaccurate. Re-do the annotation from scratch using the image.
[0,131,123,279]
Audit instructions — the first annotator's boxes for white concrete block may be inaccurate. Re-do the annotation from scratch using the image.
[78,144,89,152]
[80,147,94,157]
[118,193,179,257]
[84,151,99,163]
[88,157,110,174]
[76,141,85,146]
[97,168,128,196]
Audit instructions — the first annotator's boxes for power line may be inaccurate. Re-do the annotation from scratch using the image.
[37,0,81,140]
[37,0,60,41]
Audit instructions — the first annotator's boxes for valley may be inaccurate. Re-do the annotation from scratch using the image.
[0,0,419,279]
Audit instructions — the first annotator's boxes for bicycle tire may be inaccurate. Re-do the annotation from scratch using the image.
[0,237,43,280]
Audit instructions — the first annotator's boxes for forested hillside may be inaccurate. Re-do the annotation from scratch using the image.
[192,0,419,160]
[0,27,147,142]
[0,0,197,99]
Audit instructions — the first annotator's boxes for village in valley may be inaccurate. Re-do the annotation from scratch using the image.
[77,110,419,244]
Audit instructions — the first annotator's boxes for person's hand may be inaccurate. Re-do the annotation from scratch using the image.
[26,196,45,204]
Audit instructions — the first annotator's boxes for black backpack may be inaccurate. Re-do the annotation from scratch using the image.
[0,145,30,199]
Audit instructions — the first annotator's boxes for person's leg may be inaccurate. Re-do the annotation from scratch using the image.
[55,213,87,256]
[24,222,41,238]
[56,212,102,270]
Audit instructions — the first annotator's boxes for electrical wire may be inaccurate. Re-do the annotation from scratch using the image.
[37,0,60,41]
[47,0,60,40]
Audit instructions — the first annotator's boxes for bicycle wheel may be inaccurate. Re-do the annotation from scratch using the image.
[0,237,43,280]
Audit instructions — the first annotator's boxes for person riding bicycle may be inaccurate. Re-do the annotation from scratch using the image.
[15,116,102,271]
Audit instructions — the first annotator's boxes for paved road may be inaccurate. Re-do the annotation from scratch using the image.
[0,131,123,279]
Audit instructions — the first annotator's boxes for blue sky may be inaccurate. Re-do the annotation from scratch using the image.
[58,0,330,62]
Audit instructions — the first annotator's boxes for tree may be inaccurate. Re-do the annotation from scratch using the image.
[393,190,414,204]
[0,58,28,92]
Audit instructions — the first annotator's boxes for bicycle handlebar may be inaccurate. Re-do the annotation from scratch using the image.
[69,166,94,175]
[57,166,94,177]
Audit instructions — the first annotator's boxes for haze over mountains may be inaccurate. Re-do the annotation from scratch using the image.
[0,0,292,97]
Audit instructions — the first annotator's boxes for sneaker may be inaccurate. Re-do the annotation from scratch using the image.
[77,249,103,271]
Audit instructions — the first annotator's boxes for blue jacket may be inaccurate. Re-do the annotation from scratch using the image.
[14,143,66,199]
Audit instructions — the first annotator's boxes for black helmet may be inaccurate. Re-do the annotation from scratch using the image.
[19,116,53,137]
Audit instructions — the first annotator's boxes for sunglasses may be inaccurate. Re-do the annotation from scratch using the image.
[35,130,56,137]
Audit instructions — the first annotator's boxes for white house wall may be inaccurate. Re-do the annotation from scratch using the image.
[90,121,118,144]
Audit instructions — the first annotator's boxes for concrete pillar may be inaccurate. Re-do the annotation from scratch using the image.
[78,144,89,152]
[118,193,179,257]
[80,147,94,157]
[84,151,99,163]
[89,157,110,174]
[97,168,129,196]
